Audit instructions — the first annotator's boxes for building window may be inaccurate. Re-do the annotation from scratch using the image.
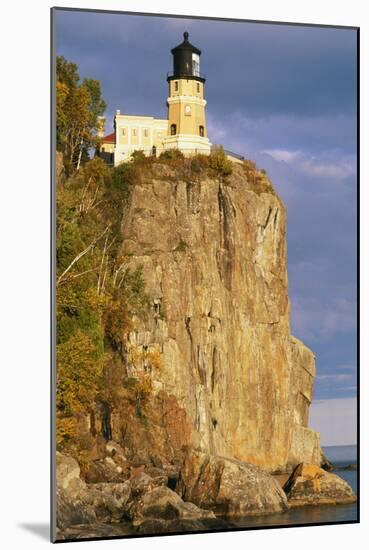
[132,128,137,137]
[199,125,204,137]
[152,145,157,156]
[170,124,177,136]
[144,128,149,138]
[197,82,200,93]
[174,81,178,92]
[122,128,126,136]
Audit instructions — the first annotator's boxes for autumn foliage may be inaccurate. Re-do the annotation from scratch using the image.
[56,148,150,450]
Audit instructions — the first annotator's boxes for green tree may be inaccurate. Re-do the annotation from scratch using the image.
[56,56,106,173]
[83,78,107,128]
[56,56,79,88]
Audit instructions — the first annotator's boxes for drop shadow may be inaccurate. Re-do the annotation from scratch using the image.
[18,523,50,541]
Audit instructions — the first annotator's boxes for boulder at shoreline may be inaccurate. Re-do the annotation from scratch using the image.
[56,452,214,532]
[178,449,289,517]
[283,463,357,506]
[130,486,215,526]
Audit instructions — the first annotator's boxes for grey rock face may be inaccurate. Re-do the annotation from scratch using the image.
[130,485,216,526]
[56,452,132,528]
[86,481,131,522]
[119,162,320,472]
[130,472,168,499]
[283,463,357,506]
[177,449,289,517]
[56,487,97,530]
[56,452,84,494]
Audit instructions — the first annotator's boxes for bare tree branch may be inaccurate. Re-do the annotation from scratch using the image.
[97,234,109,295]
[76,136,84,171]
[79,176,92,213]
[59,267,99,283]
[57,224,111,286]
[113,258,128,288]
[101,256,109,295]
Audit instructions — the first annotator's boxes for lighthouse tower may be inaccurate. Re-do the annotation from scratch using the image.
[163,32,211,155]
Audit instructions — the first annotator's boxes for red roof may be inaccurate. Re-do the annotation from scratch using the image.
[102,132,115,143]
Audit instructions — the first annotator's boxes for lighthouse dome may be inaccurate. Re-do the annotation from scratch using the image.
[171,31,202,56]
[170,32,204,80]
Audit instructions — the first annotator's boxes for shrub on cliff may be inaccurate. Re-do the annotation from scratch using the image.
[126,150,157,181]
[242,159,257,174]
[251,174,276,196]
[241,158,275,196]
[159,149,185,162]
[125,346,165,420]
[208,145,233,177]
[130,149,145,162]
[190,154,209,175]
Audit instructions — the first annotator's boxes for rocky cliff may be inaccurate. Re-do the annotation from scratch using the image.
[117,160,320,473]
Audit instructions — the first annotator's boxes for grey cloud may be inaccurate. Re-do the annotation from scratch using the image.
[56,10,357,120]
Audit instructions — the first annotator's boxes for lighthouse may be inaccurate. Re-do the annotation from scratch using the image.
[163,32,212,155]
[104,31,214,165]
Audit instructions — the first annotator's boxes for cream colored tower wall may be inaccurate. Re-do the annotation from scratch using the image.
[164,77,211,155]
[167,100,207,137]
[167,78,207,137]
[169,79,204,99]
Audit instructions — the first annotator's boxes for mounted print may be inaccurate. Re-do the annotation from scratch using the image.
[51,7,359,542]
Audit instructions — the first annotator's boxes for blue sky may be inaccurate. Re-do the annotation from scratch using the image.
[55,9,358,445]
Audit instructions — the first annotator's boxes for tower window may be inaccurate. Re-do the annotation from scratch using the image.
[170,124,177,136]
[197,82,200,93]
[174,81,178,92]
[199,125,204,137]
[192,53,200,76]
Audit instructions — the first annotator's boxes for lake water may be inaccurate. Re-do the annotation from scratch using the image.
[323,444,357,466]
[59,445,358,540]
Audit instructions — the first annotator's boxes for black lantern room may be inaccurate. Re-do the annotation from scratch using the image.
[167,32,206,83]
